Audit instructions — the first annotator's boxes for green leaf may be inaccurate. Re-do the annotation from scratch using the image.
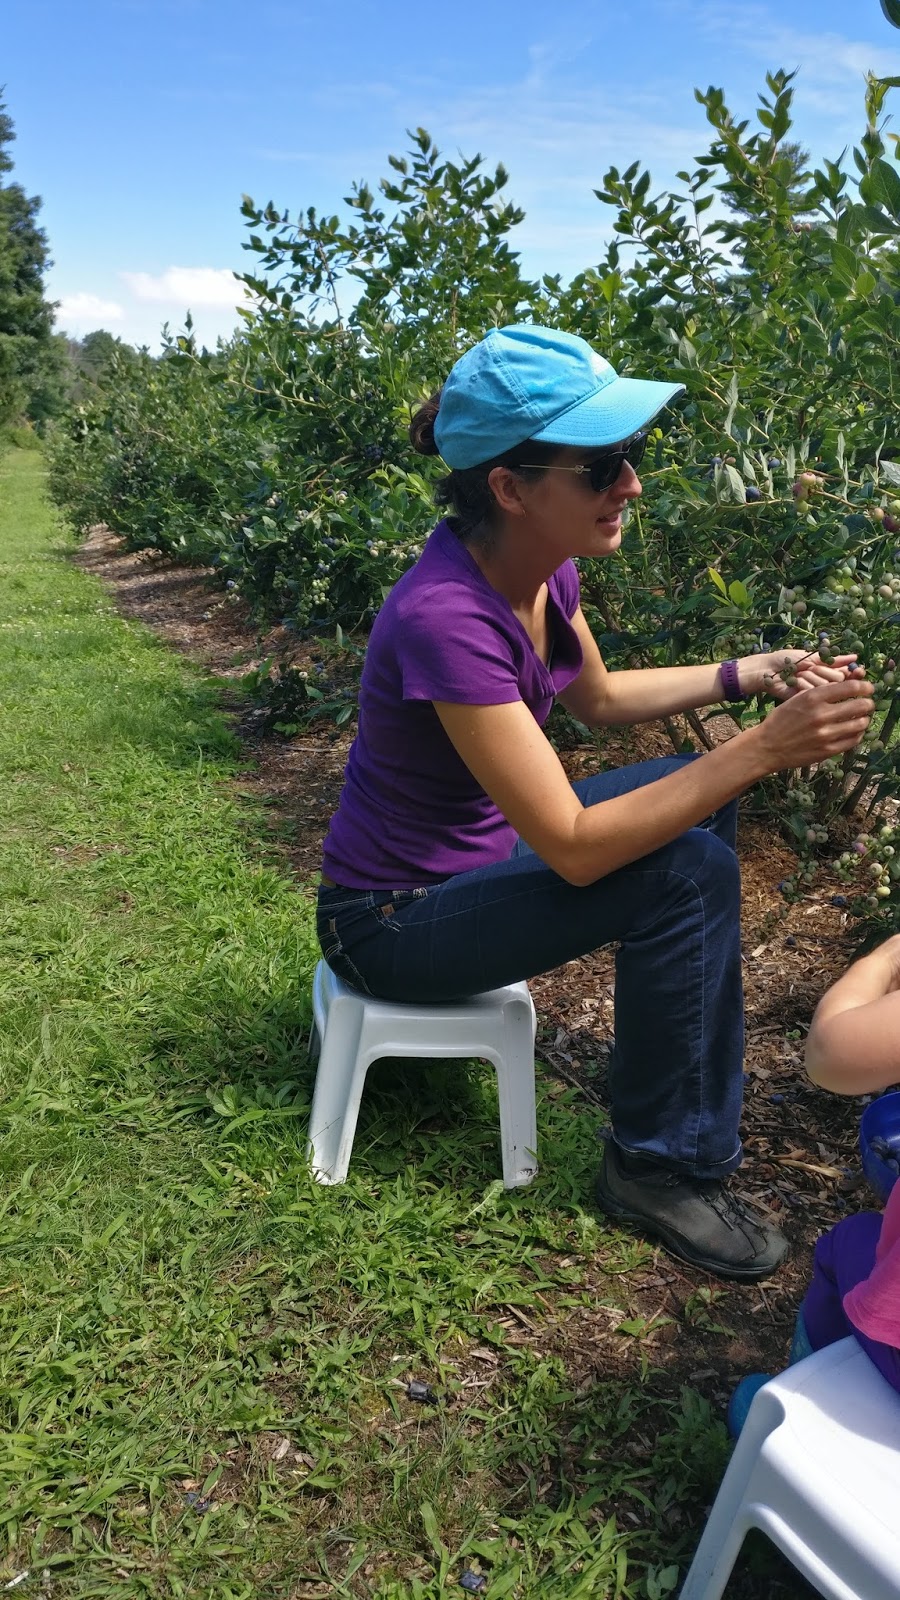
[707,568,728,596]
[420,1501,447,1562]
[871,157,900,219]
[830,242,859,287]
[715,464,748,505]
[677,335,698,368]
[861,204,900,235]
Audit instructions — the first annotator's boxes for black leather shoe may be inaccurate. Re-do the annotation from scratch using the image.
[596,1139,788,1281]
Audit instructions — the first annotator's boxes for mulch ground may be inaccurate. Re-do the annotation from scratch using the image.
[73,527,884,1592]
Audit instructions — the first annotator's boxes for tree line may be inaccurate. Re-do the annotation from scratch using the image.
[0,92,138,438]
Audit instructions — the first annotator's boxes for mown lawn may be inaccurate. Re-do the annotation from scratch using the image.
[0,448,769,1598]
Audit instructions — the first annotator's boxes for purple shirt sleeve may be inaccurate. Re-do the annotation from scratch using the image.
[399,595,523,704]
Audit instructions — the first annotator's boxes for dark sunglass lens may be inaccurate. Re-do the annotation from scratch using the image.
[588,456,620,493]
[588,434,647,493]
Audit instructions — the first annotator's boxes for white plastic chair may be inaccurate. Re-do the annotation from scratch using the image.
[680,1336,900,1600]
[306,960,538,1189]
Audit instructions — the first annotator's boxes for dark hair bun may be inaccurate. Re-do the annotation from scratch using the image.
[409,390,442,456]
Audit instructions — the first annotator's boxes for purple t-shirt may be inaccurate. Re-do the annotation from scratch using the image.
[321,520,583,889]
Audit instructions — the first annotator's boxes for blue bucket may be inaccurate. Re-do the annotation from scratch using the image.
[859,1091,900,1201]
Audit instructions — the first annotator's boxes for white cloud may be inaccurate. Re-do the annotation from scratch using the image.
[691,1,900,78]
[120,266,251,309]
[55,292,125,331]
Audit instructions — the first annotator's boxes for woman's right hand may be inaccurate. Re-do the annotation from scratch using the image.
[752,675,875,772]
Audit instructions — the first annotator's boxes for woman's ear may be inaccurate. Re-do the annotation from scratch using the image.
[486,464,530,518]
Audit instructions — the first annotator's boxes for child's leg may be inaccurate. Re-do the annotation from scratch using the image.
[801,1210,900,1392]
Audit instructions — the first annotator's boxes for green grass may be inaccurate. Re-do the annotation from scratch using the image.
[0,448,737,1598]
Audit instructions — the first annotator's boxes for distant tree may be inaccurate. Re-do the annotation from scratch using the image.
[0,90,67,428]
[720,137,815,219]
[78,329,135,375]
[65,328,138,402]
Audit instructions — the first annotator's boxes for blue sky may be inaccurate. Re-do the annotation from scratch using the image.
[5,0,900,351]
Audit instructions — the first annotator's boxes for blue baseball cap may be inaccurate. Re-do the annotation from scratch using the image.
[433,323,684,470]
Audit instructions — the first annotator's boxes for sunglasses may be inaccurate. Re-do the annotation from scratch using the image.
[518,431,647,493]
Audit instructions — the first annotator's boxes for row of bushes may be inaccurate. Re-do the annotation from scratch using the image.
[47,70,900,926]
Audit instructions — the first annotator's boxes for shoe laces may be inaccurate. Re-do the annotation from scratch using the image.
[697,1179,766,1245]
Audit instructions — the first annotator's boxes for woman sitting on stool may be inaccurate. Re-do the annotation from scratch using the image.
[317,323,873,1281]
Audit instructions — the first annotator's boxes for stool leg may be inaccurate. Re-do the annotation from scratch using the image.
[307,1018,321,1065]
[494,992,538,1188]
[679,1516,749,1600]
[679,1392,782,1599]
[306,996,366,1184]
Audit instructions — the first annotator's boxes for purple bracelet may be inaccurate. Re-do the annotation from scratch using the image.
[720,659,744,701]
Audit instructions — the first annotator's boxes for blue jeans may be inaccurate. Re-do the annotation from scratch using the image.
[316,757,743,1178]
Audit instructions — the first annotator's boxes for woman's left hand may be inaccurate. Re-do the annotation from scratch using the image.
[738,649,864,700]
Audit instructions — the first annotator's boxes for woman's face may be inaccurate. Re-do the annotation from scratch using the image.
[518,444,644,559]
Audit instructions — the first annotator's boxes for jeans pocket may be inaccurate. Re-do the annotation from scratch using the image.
[316,914,375,996]
[371,886,431,932]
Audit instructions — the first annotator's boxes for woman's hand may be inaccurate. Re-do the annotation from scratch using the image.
[738,649,862,700]
[752,676,875,771]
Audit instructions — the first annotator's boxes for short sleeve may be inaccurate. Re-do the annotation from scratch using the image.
[397,587,522,705]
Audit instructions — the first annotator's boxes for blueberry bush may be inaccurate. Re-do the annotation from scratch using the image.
[49,130,534,628]
[545,69,900,916]
[47,72,900,927]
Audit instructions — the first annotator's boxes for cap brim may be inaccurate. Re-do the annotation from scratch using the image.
[531,375,685,449]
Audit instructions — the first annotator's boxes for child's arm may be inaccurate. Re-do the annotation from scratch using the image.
[805,932,900,1093]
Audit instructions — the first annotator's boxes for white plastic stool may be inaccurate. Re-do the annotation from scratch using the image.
[680,1337,900,1600]
[306,960,538,1188]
